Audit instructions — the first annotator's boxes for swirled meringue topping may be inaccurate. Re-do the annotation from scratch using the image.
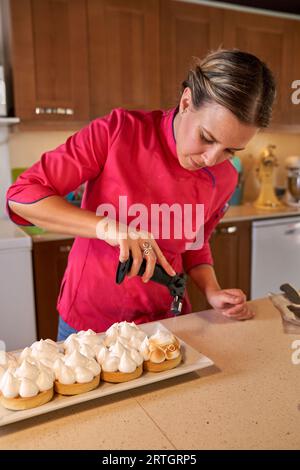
[55,362,76,385]
[101,353,120,372]
[130,349,143,366]
[0,352,18,369]
[118,350,138,373]
[53,357,65,375]
[15,359,40,381]
[54,350,100,383]
[39,357,56,370]
[63,336,80,354]
[139,336,150,361]
[146,328,180,363]
[31,338,61,354]
[19,378,40,398]
[165,343,180,360]
[149,347,166,364]
[74,366,94,384]
[119,321,139,339]
[104,321,147,353]
[129,336,143,350]
[149,329,176,347]
[0,359,55,398]
[109,339,127,358]
[77,330,103,349]
[79,343,95,359]
[86,358,101,377]
[104,323,119,346]
[64,350,89,369]
[0,369,19,398]
[96,345,109,365]
[30,339,62,363]
[18,347,33,363]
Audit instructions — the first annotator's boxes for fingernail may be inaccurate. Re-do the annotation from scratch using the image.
[171,269,176,276]
[143,278,148,283]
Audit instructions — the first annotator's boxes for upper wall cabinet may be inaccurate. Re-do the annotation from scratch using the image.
[160,1,224,109]
[10,0,90,123]
[222,10,298,126]
[290,23,300,126]
[9,0,300,128]
[87,0,160,118]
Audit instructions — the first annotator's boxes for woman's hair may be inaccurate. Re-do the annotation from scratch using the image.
[182,48,276,128]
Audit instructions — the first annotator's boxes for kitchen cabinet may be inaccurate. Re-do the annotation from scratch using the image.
[9,0,300,129]
[291,24,300,126]
[160,1,300,128]
[10,0,90,123]
[32,238,74,341]
[222,9,298,126]
[160,0,224,109]
[87,0,160,117]
[187,220,251,312]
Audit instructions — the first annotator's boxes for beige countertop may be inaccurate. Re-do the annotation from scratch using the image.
[223,202,300,223]
[0,297,299,450]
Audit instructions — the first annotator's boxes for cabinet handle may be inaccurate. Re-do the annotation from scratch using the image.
[218,226,237,234]
[35,107,74,115]
[59,245,72,253]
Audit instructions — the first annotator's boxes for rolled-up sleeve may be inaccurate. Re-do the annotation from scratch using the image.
[182,202,230,273]
[6,109,124,225]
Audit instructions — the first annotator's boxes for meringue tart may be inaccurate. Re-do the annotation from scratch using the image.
[54,374,100,395]
[53,351,101,395]
[143,351,182,372]
[100,364,143,383]
[142,331,182,372]
[0,387,54,411]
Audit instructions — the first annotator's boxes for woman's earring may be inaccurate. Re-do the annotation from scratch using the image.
[181,109,187,115]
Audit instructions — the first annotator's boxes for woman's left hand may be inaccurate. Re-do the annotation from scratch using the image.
[206,288,255,321]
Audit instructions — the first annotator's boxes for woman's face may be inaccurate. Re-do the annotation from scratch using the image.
[173,88,258,171]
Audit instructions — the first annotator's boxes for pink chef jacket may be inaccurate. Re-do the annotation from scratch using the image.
[6,107,237,332]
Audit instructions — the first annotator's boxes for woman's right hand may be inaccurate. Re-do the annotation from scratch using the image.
[96,218,176,283]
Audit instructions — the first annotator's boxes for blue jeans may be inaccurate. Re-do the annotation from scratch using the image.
[57,316,78,341]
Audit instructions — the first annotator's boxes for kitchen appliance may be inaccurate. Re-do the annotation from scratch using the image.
[251,216,300,299]
[254,144,283,210]
[229,156,243,205]
[285,156,300,207]
[0,218,37,350]
[116,254,187,315]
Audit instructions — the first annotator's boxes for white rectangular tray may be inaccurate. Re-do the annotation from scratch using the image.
[0,322,214,426]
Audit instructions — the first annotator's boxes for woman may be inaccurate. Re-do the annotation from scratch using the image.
[7,49,276,340]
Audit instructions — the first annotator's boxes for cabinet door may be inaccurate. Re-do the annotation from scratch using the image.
[210,221,251,298]
[10,0,89,122]
[87,0,160,117]
[223,10,295,126]
[186,221,251,312]
[291,22,300,126]
[160,0,224,109]
[32,239,74,341]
